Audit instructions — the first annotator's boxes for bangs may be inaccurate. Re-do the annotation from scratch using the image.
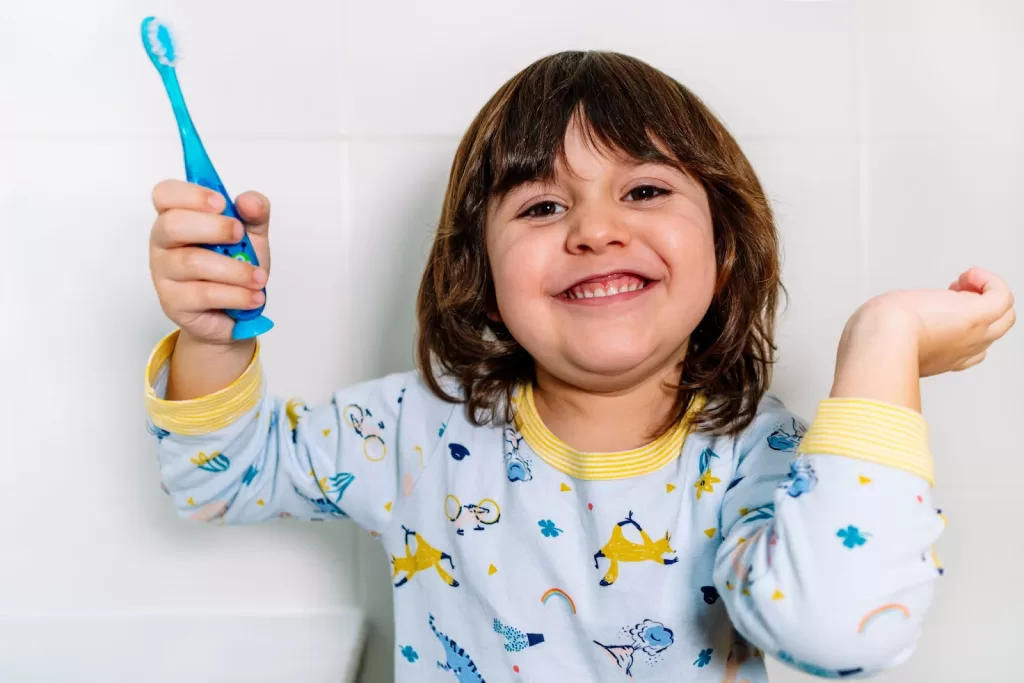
[484,51,693,200]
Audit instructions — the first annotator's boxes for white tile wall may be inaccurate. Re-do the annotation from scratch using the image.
[858,0,1024,140]
[9,1,347,138]
[342,0,859,139]
[0,610,366,683]
[341,137,461,378]
[4,1,1021,681]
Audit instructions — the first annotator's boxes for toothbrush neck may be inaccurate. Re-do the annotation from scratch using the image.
[165,70,197,139]
[164,69,221,189]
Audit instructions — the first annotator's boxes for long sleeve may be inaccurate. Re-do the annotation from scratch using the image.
[142,330,454,533]
[713,395,945,678]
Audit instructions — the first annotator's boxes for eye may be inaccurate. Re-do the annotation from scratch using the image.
[624,184,672,202]
[518,200,566,219]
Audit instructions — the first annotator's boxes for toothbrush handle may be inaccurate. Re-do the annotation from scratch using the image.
[193,184,267,324]
[189,173,268,324]
[163,69,269,325]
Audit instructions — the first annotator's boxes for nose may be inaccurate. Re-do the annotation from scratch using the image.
[566,202,630,255]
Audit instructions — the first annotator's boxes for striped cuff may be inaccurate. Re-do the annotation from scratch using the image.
[797,398,933,485]
[144,329,263,436]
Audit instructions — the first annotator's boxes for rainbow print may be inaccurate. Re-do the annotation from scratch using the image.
[541,588,577,615]
[857,603,910,633]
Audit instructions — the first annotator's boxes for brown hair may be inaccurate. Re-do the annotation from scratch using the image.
[416,50,781,437]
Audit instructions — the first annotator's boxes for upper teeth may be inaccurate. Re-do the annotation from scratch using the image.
[566,280,646,300]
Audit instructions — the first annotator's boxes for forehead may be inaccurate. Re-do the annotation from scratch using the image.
[556,120,675,178]
[491,114,680,200]
[475,52,706,203]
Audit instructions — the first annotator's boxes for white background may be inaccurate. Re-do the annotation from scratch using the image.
[2,1,1021,681]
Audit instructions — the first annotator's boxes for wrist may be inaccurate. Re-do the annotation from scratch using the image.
[841,301,920,353]
[177,327,255,354]
[167,330,257,401]
[831,303,922,411]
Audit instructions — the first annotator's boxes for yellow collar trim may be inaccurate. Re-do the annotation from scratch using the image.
[512,383,704,481]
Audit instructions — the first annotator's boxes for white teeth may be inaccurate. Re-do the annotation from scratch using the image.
[565,279,647,299]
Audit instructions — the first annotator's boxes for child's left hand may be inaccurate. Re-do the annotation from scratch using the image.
[850,267,1015,377]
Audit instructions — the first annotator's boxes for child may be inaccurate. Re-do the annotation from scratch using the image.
[144,51,1014,681]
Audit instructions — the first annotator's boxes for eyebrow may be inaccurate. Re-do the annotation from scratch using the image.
[493,155,690,205]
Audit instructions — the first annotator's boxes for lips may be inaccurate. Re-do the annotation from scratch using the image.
[560,272,652,300]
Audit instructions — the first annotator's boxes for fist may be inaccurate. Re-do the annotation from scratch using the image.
[149,180,273,345]
[858,268,1015,377]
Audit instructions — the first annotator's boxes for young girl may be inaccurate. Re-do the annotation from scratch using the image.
[144,51,1014,681]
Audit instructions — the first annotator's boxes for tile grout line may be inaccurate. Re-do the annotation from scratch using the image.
[853,0,871,301]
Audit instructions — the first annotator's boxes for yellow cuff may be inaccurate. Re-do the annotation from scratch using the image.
[797,398,933,486]
[144,329,263,436]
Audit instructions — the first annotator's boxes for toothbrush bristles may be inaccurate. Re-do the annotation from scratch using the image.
[146,17,179,67]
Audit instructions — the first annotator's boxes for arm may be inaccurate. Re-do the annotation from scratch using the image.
[144,330,453,531]
[713,312,944,678]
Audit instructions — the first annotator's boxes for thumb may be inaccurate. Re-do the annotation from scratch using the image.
[234,190,272,274]
[235,191,271,236]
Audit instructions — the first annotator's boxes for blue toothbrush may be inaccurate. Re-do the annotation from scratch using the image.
[140,16,273,340]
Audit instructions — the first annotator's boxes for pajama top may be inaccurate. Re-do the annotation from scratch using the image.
[144,330,945,682]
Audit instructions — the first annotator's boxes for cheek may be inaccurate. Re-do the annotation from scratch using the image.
[488,232,551,316]
[660,220,717,290]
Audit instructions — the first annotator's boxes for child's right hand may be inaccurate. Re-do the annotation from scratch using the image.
[149,180,272,346]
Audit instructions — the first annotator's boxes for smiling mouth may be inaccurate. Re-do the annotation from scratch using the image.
[559,273,652,301]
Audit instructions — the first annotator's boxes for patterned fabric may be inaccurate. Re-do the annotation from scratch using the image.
[144,331,944,682]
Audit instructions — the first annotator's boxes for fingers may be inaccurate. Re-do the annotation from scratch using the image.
[164,280,265,314]
[952,267,995,294]
[953,270,977,292]
[234,191,271,236]
[987,306,1016,340]
[962,267,995,293]
[153,210,244,249]
[980,277,1015,321]
[153,179,226,214]
[952,351,987,372]
[954,298,1014,373]
[163,247,268,289]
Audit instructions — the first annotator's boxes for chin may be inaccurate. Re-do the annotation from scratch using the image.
[567,342,665,379]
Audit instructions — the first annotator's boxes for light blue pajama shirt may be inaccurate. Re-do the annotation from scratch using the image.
[144,330,945,682]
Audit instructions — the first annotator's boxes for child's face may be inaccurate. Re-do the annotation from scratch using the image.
[485,121,717,389]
